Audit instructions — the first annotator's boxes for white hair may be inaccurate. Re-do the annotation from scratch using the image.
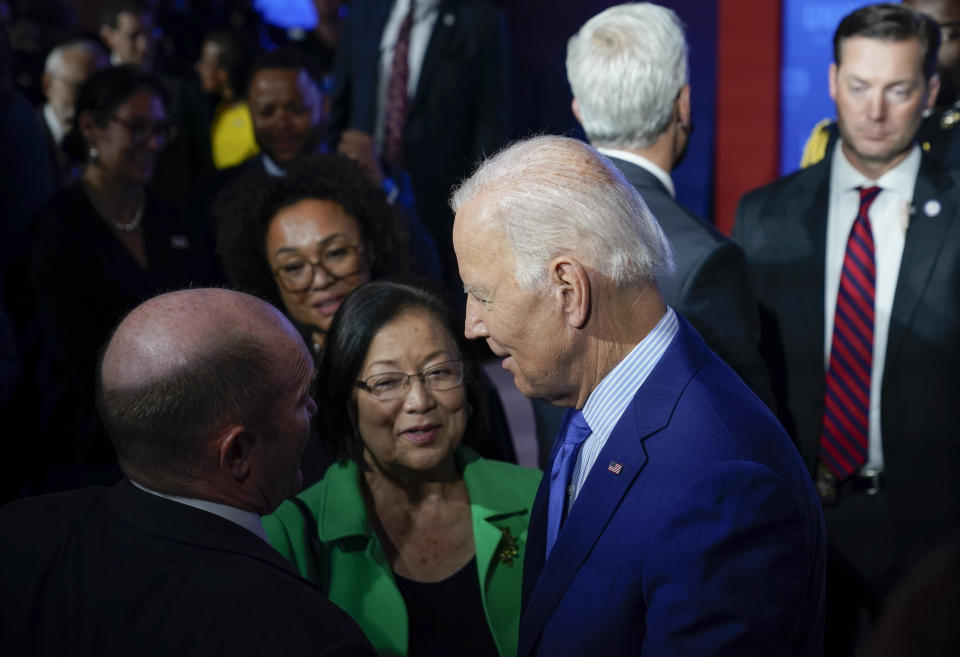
[44,39,108,76]
[450,135,675,290]
[566,2,688,150]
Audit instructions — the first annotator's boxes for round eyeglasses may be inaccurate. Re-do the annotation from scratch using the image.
[273,243,364,292]
[355,361,465,401]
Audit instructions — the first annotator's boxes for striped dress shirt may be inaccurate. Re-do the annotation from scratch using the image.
[568,307,679,507]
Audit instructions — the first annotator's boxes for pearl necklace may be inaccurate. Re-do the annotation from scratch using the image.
[112,199,144,233]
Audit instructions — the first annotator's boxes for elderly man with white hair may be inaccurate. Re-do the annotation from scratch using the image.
[452,134,826,656]
[565,2,772,407]
[40,38,107,185]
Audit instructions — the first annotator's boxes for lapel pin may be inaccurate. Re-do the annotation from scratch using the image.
[443,13,455,27]
[608,461,623,475]
[923,199,941,217]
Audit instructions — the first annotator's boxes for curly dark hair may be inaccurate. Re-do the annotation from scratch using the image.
[214,153,410,310]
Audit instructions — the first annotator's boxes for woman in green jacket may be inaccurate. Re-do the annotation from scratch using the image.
[264,281,541,657]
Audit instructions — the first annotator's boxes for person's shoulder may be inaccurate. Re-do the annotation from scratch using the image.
[0,487,109,561]
[461,448,543,499]
[799,117,838,169]
[739,160,825,215]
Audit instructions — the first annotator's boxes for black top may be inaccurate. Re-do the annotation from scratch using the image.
[24,184,220,487]
[394,556,500,657]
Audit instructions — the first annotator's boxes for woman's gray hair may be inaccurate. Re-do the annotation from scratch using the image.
[566,2,688,150]
[450,135,674,290]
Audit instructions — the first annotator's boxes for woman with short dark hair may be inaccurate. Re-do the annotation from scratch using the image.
[264,280,540,657]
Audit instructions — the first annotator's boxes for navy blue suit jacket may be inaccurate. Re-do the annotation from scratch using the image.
[519,315,825,656]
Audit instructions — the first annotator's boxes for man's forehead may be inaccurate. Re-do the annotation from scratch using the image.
[837,36,926,75]
[252,69,314,96]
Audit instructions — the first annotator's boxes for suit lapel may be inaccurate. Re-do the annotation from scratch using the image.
[790,162,831,358]
[885,157,958,374]
[409,0,458,119]
[518,317,705,657]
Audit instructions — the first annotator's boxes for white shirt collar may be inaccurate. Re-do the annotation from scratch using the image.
[43,103,67,145]
[597,147,676,198]
[832,140,921,199]
[261,153,286,177]
[130,480,270,543]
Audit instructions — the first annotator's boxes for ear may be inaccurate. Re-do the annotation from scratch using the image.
[677,84,691,126]
[571,97,583,127]
[828,62,838,102]
[217,425,253,483]
[78,111,97,144]
[215,68,231,95]
[926,73,941,112]
[99,24,115,50]
[550,257,590,329]
[41,71,53,99]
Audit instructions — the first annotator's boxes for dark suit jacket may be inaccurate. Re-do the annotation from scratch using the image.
[611,156,773,406]
[733,154,960,569]
[328,0,511,252]
[519,315,825,657]
[0,479,376,656]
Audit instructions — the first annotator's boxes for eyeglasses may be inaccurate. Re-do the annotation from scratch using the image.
[108,116,176,143]
[355,361,465,401]
[273,243,365,292]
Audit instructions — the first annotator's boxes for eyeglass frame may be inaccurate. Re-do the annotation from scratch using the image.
[272,242,367,293]
[355,360,466,401]
[107,115,177,144]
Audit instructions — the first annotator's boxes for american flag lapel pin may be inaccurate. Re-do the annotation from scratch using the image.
[608,461,623,475]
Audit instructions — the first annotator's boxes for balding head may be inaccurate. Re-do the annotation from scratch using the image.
[99,289,315,511]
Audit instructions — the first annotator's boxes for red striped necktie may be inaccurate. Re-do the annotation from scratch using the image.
[383,2,414,169]
[819,185,880,480]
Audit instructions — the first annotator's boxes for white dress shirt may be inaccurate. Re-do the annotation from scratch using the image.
[825,142,917,470]
[597,147,676,199]
[374,0,441,149]
[568,308,679,507]
[131,480,270,542]
[42,103,67,145]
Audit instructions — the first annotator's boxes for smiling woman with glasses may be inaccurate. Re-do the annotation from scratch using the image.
[26,65,219,492]
[264,280,541,657]
[215,153,409,353]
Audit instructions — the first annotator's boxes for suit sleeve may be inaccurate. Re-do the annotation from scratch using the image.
[677,239,775,409]
[641,461,816,656]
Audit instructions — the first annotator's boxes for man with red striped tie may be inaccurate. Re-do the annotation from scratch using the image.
[734,4,960,656]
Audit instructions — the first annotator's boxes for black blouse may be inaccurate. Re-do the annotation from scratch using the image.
[394,556,501,657]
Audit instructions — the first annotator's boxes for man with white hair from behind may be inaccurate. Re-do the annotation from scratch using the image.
[565,2,772,405]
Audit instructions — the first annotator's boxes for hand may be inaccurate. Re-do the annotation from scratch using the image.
[338,129,385,184]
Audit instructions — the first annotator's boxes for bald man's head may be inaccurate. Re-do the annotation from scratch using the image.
[98,289,314,505]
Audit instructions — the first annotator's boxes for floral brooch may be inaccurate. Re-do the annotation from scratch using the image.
[496,527,519,566]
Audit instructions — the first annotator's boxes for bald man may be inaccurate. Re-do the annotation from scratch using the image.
[0,289,374,657]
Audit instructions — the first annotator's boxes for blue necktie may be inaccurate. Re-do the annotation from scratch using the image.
[545,410,591,558]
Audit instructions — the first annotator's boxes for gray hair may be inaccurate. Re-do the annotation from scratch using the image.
[44,39,108,75]
[450,135,675,289]
[566,2,688,150]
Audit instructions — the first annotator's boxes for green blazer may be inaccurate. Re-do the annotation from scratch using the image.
[263,448,542,657]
